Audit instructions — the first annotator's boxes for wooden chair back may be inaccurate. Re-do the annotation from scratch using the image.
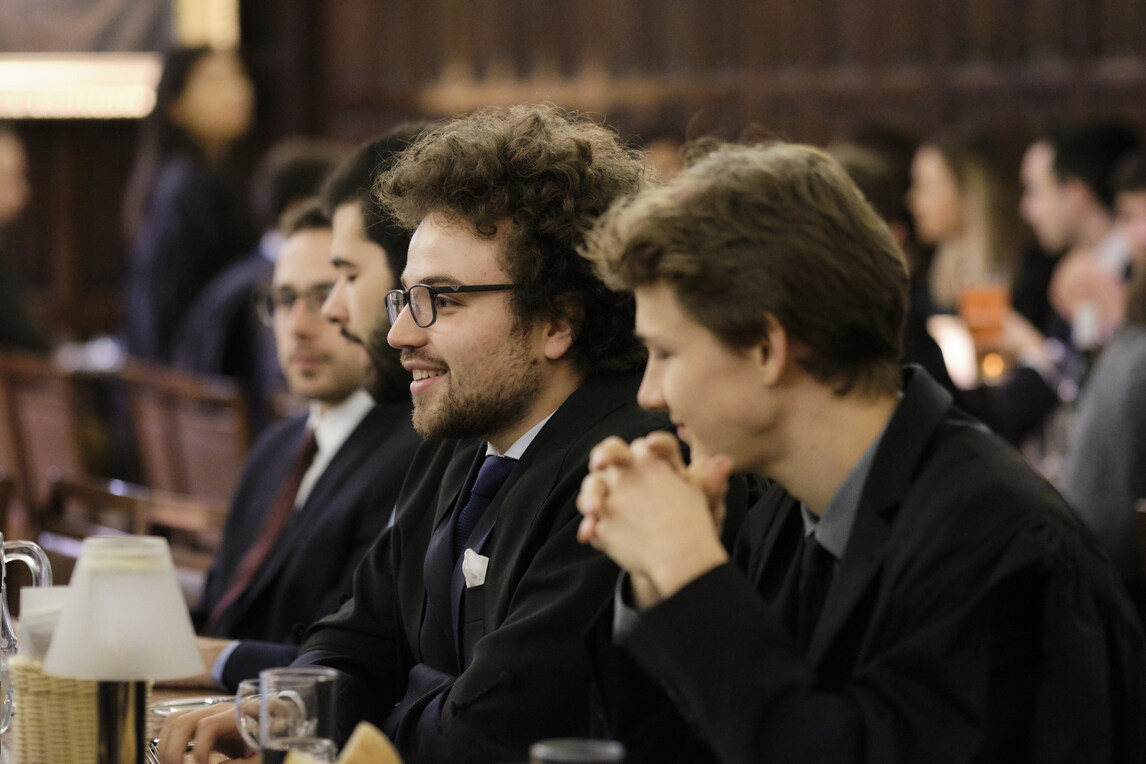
[47,475,229,602]
[0,351,89,526]
[120,361,251,502]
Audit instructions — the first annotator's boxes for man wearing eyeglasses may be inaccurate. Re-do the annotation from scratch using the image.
[302,105,674,763]
[181,199,422,693]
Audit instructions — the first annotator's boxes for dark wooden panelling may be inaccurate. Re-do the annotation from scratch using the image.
[11,120,136,340]
[13,0,1146,341]
[302,0,1146,146]
[1093,0,1146,57]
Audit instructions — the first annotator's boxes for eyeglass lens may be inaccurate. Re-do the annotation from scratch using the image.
[268,284,333,316]
[386,284,513,329]
[386,285,434,327]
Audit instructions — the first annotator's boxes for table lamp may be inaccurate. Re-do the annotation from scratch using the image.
[43,536,203,764]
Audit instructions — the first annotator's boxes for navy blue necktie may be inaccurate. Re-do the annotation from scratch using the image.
[454,455,516,556]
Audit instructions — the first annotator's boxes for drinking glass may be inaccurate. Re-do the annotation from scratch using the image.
[235,667,338,764]
[957,282,1010,351]
[0,532,51,733]
[234,678,261,755]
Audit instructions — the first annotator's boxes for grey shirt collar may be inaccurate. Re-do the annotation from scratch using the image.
[799,417,890,561]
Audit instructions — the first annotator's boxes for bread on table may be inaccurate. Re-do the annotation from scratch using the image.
[279,721,401,764]
[337,722,403,764]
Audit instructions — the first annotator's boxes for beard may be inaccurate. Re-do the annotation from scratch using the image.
[406,339,544,442]
[346,321,410,403]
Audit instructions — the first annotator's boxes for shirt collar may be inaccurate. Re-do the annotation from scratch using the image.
[800,406,895,560]
[306,388,375,455]
[485,411,557,460]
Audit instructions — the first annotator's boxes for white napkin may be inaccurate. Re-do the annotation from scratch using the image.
[462,549,489,588]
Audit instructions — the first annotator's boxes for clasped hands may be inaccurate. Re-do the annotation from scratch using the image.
[576,431,732,609]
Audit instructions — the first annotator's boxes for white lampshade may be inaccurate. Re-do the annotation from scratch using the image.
[43,536,203,681]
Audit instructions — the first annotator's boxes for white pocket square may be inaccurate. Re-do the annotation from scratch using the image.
[462,548,489,588]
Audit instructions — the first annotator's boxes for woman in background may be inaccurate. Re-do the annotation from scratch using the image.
[122,46,256,362]
[907,124,1028,317]
[906,124,1067,446]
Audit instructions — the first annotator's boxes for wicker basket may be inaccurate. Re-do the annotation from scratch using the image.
[8,655,99,764]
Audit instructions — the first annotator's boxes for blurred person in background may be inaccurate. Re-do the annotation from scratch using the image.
[172,137,348,433]
[317,124,430,369]
[122,46,256,363]
[170,124,428,696]
[829,139,955,392]
[179,200,420,691]
[906,124,1071,445]
[837,136,1047,444]
[0,121,51,352]
[636,117,688,182]
[989,120,1142,476]
[907,124,1028,318]
[1060,148,1146,623]
[1020,119,1140,351]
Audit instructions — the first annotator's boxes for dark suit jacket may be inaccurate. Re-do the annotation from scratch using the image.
[125,155,253,362]
[294,373,671,763]
[597,367,1146,763]
[191,397,420,653]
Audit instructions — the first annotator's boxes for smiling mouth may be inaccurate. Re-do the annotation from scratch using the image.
[412,369,445,381]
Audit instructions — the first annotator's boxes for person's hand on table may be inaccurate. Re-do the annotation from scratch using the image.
[157,703,252,764]
[576,431,732,608]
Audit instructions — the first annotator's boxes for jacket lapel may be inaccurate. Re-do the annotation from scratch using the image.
[223,418,310,621]
[240,406,380,610]
[806,368,953,664]
[421,447,483,670]
[451,461,521,618]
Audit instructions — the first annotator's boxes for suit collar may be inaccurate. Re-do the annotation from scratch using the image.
[306,388,375,456]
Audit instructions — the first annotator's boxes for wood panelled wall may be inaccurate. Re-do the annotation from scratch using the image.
[311,0,1146,145]
[12,0,1146,340]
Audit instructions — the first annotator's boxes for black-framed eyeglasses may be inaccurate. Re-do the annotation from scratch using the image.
[385,283,514,328]
[256,283,334,327]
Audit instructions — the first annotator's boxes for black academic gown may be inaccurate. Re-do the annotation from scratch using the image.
[294,373,672,763]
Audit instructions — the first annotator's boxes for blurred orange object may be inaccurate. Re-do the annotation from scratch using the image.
[957,283,1011,351]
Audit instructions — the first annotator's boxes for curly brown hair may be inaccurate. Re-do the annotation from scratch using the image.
[376,104,653,375]
[584,140,909,397]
